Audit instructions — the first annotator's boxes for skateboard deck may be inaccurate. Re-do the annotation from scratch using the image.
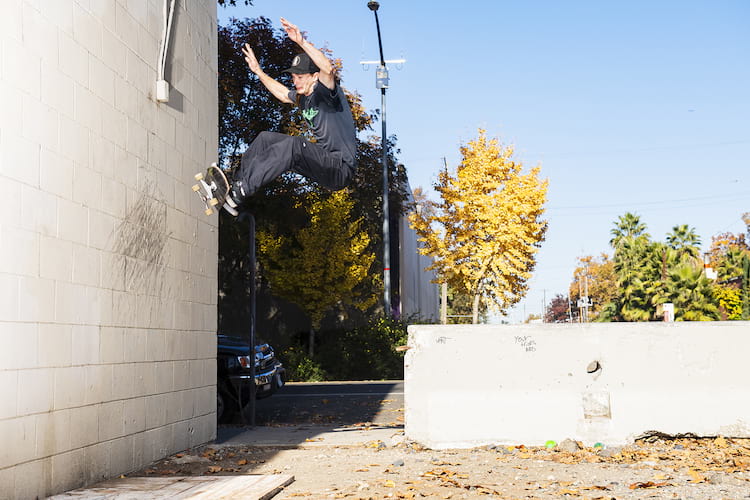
[192,163,234,216]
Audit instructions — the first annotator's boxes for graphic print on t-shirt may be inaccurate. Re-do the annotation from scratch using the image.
[302,107,319,126]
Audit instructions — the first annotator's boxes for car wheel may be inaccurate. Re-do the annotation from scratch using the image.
[217,389,236,423]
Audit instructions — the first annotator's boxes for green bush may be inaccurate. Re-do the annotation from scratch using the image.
[281,346,328,382]
[280,317,409,381]
[316,317,408,380]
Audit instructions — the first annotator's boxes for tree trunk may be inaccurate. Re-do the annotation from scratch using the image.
[472,293,481,324]
[308,328,315,357]
[441,282,448,324]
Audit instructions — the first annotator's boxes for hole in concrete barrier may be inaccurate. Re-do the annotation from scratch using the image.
[586,360,601,374]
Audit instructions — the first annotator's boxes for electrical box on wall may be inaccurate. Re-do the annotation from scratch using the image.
[156,80,170,102]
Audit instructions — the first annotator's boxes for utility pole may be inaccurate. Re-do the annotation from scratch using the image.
[576,267,592,322]
[363,1,405,317]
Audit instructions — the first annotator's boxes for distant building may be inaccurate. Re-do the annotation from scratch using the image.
[398,184,439,322]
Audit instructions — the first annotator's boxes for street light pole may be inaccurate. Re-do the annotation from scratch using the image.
[367,1,391,316]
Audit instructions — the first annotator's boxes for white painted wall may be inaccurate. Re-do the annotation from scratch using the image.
[0,1,218,497]
[405,323,750,449]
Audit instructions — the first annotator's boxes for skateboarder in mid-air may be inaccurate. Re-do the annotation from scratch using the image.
[213,17,357,216]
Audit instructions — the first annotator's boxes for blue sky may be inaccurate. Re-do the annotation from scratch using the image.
[218,1,750,323]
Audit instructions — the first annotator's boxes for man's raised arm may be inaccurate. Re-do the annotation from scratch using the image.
[242,43,294,104]
[280,17,335,90]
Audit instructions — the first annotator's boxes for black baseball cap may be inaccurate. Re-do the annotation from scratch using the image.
[283,53,320,74]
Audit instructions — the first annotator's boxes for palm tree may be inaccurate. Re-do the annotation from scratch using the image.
[666,224,701,260]
[653,259,719,321]
[610,212,650,249]
[717,246,747,282]
[609,213,655,321]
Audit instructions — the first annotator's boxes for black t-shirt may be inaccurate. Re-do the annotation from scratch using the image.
[289,82,357,168]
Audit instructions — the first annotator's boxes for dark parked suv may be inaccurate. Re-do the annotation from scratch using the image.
[217,335,285,423]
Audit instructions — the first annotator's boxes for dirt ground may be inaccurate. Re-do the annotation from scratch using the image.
[129,429,750,499]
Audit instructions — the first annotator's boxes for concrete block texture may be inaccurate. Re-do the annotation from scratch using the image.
[405,323,750,449]
[0,0,218,497]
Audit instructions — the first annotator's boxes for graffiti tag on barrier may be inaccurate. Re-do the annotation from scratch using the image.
[515,335,537,353]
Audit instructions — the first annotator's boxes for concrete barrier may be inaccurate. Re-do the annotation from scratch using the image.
[404,322,750,449]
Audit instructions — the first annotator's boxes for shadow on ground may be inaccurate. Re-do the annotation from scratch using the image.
[229,381,404,426]
[127,381,405,483]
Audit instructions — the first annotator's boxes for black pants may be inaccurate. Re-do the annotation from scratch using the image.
[235,131,353,198]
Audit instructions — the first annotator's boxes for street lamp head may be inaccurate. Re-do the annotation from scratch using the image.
[367,1,379,11]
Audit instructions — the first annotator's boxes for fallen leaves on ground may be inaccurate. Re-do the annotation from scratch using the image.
[497,435,750,477]
[128,435,750,499]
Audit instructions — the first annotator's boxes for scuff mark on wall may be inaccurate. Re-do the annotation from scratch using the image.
[113,186,172,300]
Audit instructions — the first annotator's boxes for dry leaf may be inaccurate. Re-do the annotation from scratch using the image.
[355,468,369,472]
[384,479,396,487]
[207,466,222,473]
[237,459,248,466]
[687,470,707,483]
[629,481,668,489]
[715,436,728,448]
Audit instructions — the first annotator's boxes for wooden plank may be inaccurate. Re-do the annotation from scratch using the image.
[180,475,295,500]
[49,475,295,500]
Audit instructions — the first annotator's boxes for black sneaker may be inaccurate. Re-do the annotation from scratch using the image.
[229,180,248,206]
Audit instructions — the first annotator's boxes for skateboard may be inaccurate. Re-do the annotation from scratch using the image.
[192,163,237,216]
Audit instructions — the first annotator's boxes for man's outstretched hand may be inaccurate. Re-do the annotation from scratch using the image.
[280,17,305,46]
[242,43,261,74]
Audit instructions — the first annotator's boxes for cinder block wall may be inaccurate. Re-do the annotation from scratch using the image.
[0,1,218,497]
[405,323,750,449]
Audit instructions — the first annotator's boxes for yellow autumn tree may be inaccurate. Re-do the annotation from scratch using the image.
[409,129,548,322]
[258,190,377,353]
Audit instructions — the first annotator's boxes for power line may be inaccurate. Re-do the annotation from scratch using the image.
[528,139,750,160]
[548,191,750,216]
